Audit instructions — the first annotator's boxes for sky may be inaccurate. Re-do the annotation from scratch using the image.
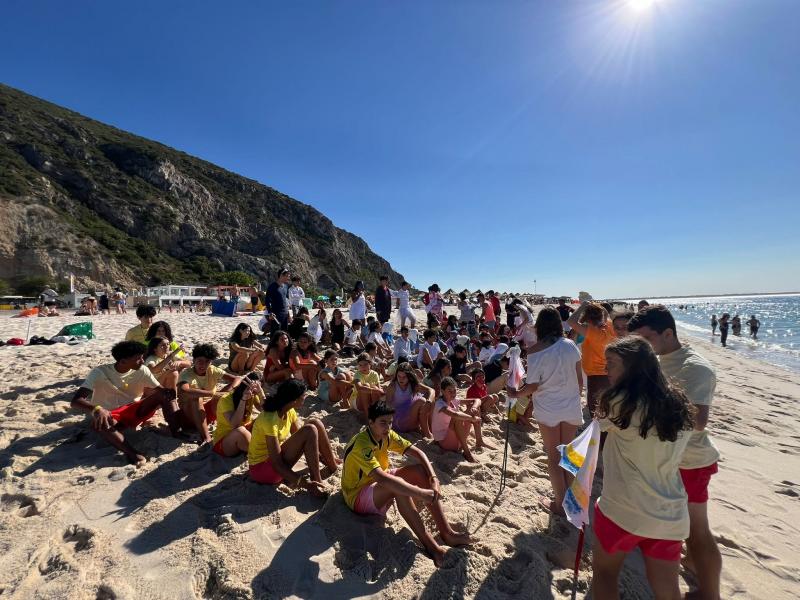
[1,0,799,298]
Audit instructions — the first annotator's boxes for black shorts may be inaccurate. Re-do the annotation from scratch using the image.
[377,310,391,324]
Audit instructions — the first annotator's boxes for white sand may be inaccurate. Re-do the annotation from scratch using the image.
[0,310,798,599]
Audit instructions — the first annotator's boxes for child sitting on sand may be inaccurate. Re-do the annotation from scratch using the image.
[341,401,472,566]
[349,352,385,419]
[338,319,364,358]
[465,368,500,417]
[289,332,321,390]
[144,336,191,392]
[178,344,242,445]
[423,357,452,398]
[71,341,182,465]
[317,350,354,407]
[591,336,694,600]
[432,377,492,462]
[393,326,414,362]
[263,331,295,392]
[125,305,156,343]
[212,372,263,457]
[383,362,434,437]
[248,379,339,497]
[367,321,394,360]
[364,342,388,379]
[448,343,478,386]
[145,321,187,360]
[417,329,442,370]
[228,323,266,375]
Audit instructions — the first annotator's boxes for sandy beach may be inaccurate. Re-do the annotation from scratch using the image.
[0,309,798,599]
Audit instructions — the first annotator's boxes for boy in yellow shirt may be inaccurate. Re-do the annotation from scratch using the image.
[125,305,157,343]
[341,401,472,567]
[349,352,384,419]
[177,343,241,444]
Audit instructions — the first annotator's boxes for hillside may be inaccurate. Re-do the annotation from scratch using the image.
[0,84,402,292]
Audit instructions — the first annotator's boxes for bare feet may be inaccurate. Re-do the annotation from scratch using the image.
[463,451,478,463]
[441,530,474,547]
[127,453,147,467]
[424,543,448,567]
[538,497,565,516]
[477,440,496,451]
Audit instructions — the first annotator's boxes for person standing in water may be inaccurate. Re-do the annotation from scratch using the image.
[731,315,742,336]
[747,315,760,339]
[718,314,730,347]
[710,314,717,336]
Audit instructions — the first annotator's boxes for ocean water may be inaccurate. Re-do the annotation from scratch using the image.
[647,294,800,374]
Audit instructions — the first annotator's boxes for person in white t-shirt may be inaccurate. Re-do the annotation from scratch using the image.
[288,276,305,318]
[417,329,442,369]
[70,341,182,466]
[391,281,416,328]
[349,281,367,322]
[507,307,583,512]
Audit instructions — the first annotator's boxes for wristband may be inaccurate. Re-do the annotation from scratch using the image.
[92,405,102,414]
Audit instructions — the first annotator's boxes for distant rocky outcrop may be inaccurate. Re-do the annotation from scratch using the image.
[0,83,403,292]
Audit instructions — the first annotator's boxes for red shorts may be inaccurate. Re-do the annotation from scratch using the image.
[212,439,226,456]
[680,462,718,504]
[110,402,157,429]
[593,504,682,562]
[249,460,283,484]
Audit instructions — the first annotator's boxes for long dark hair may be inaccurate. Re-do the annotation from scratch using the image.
[146,320,173,342]
[230,322,255,347]
[232,372,261,411]
[392,362,419,393]
[262,379,307,413]
[267,330,293,363]
[598,337,694,441]
[430,357,451,378]
[535,307,564,346]
[146,335,168,358]
[295,332,316,358]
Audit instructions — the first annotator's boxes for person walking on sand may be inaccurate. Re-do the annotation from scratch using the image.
[591,336,695,600]
[710,314,718,336]
[567,302,616,417]
[341,401,473,567]
[629,306,722,600]
[747,315,760,339]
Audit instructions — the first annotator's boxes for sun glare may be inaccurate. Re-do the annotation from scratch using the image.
[628,0,658,12]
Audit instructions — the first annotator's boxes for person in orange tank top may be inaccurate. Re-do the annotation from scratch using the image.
[567,301,616,417]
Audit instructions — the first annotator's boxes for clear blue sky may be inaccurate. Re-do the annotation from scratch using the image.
[2,0,799,298]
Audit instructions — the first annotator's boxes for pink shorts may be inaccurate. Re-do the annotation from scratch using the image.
[680,462,718,504]
[593,503,682,562]
[353,469,397,516]
[249,460,283,484]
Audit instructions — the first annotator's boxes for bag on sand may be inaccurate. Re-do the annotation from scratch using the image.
[56,322,95,339]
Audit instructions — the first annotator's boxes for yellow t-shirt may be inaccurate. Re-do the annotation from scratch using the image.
[178,364,226,392]
[349,369,381,404]
[124,324,149,344]
[341,427,412,509]
[247,409,298,466]
[598,396,690,540]
[659,344,720,469]
[213,392,257,443]
[581,323,616,376]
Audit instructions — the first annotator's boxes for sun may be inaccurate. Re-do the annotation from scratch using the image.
[628,0,658,12]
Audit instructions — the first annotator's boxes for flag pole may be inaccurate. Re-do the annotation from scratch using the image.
[571,525,586,600]
[499,403,511,494]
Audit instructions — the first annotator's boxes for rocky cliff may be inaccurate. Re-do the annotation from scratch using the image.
[0,84,403,292]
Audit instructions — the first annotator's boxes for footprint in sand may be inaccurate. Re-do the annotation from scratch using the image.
[63,524,95,551]
[1,492,40,517]
[775,481,799,498]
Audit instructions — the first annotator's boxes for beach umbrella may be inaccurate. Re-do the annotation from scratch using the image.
[316,295,329,301]
[42,288,58,297]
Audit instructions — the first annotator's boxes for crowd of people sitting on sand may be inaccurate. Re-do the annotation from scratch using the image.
[69,273,722,598]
